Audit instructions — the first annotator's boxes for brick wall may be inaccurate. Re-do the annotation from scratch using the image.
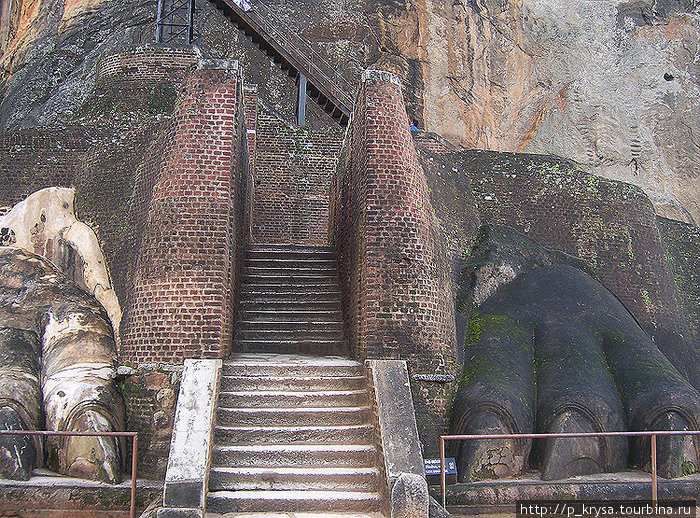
[243,86,258,173]
[0,130,90,207]
[120,64,252,365]
[329,70,458,453]
[252,105,344,245]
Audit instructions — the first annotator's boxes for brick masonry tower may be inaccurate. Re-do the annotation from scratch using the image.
[120,62,252,365]
[330,69,459,448]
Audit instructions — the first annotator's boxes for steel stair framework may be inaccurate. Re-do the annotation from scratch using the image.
[206,0,354,125]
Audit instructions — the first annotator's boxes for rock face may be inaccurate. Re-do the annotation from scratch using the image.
[1,0,698,223]
[0,247,126,483]
[410,0,700,224]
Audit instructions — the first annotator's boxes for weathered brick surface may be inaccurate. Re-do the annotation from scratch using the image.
[96,46,197,87]
[0,130,90,207]
[243,86,258,173]
[252,106,344,244]
[121,66,253,365]
[329,70,458,454]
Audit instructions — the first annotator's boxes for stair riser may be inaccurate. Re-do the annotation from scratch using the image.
[237,321,343,331]
[245,267,339,277]
[240,301,342,311]
[208,471,379,492]
[241,284,341,295]
[214,425,373,444]
[206,494,380,514]
[211,448,376,468]
[222,363,362,377]
[247,250,335,260]
[247,259,338,269]
[219,392,368,408]
[243,276,339,285]
[235,330,344,341]
[233,341,348,356]
[221,376,366,391]
[240,311,342,322]
[216,408,370,427]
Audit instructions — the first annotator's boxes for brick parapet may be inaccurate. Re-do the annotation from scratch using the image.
[120,65,252,364]
[252,105,344,245]
[95,46,198,87]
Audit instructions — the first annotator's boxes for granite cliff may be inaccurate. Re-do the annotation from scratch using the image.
[0,0,698,223]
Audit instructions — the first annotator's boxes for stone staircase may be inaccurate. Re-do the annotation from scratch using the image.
[234,244,347,356]
[206,353,383,516]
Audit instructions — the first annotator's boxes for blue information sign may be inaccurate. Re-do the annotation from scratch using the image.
[424,457,457,476]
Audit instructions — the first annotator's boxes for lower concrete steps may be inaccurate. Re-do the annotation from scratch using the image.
[207,490,382,514]
[208,354,383,515]
[207,514,382,518]
[214,424,374,444]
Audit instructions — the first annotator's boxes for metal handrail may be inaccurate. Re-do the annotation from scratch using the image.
[227,0,354,111]
[440,430,700,510]
[0,430,139,518]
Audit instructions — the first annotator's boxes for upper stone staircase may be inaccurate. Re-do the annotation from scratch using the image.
[206,244,382,516]
[207,0,353,124]
[234,244,347,356]
[206,353,382,516]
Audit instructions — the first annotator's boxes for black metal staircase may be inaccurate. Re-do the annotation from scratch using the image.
[208,0,354,125]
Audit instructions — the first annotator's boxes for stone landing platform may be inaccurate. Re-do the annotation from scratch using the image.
[0,468,161,517]
[432,471,700,517]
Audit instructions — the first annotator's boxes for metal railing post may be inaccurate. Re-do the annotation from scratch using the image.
[440,436,447,509]
[155,0,164,43]
[651,433,658,505]
[131,434,139,518]
[0,430,138,518]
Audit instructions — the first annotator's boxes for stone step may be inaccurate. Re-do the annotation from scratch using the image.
[222,358,363,377]
[242,275,340,285]
[206,514,381,518]
[234,328,345,341]
[237,320,343,331]
[207,489,381,514]
[240,286,341,297]
[218,390,368,408]
[248,244,335,252]
[240,310,342,322]
[216,406,371,427]
[221,374,366,392]
[209,466,380,492]
[245,266,339,277]
[233,340,347,356]
[246,258,338,269]
[214,424,374,445]
[239,299,342,311]
[211,444,377,468]
[247,247,335,259]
